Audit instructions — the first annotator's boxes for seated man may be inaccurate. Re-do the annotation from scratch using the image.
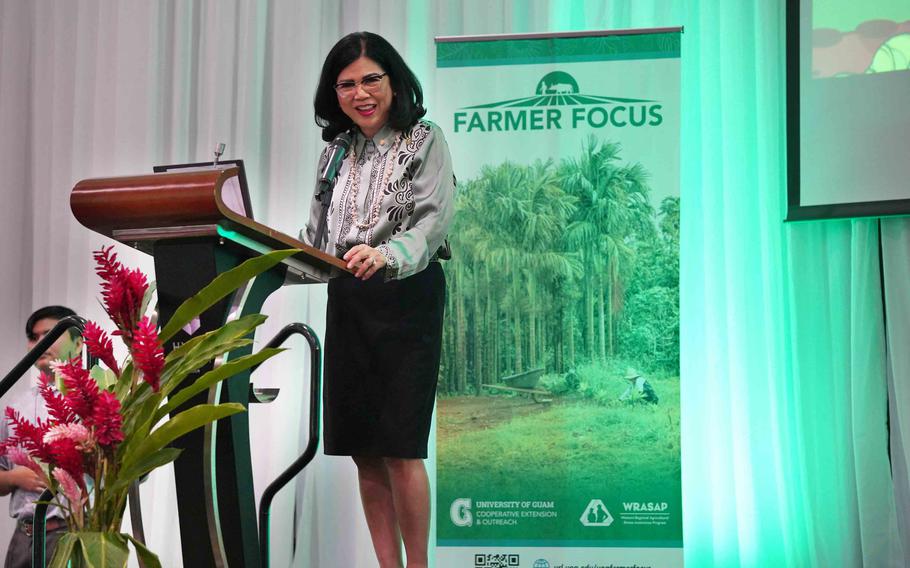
[619,367,659,405]
[0,305,83,568]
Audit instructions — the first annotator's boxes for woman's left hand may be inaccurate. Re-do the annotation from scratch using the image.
[344,244,387,280]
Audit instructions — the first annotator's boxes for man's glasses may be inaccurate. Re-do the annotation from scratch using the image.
[334,72,387,98]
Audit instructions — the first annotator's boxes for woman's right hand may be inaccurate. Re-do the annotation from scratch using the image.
[344,244,388,280]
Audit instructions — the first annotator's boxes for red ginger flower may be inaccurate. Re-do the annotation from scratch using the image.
[83,321,120,377]
[8,447,46,480]
[47,437,85,482]
[52,467,86,509]
[58,358,98,426]
[93,245,120,282]
[44,423,94,451]
[38,372,76,424]
[94,246,148,344]
[118,267,148,336]
[131,316,164,392]
[91,391,125,447]
[2,408,53,463]
[58,359,100,423]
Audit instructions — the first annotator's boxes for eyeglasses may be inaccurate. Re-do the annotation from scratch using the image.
[334,72,387,97]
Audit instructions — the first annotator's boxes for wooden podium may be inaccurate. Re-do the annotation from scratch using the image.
[71,166,345,567]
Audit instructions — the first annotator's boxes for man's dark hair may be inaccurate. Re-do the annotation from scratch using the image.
[314,31,426,142]
[26,305,79,341]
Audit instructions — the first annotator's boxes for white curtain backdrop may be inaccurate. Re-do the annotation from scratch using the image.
[0,2,681,566]
[2,1,907,567]
[883,218,910,562]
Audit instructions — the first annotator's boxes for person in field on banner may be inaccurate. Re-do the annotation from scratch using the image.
[619,367,659,405]
[303,31,455,568]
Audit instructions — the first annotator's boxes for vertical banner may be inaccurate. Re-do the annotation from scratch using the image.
[434,30,682,568]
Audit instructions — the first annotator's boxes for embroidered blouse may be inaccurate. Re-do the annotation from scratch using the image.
[303,120,455,280]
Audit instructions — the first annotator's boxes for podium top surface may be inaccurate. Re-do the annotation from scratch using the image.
[70,167,349,281]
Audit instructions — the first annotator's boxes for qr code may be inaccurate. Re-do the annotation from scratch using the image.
[474,553,519,567]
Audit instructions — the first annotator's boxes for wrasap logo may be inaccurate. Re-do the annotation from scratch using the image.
[450,498,473,527]
[453,70,663,134]
[623,501,669,512]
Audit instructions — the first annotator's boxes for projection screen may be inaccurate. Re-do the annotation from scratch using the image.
[787,0,910,221]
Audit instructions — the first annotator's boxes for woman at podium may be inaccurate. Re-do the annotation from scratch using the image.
[304,31,455,568]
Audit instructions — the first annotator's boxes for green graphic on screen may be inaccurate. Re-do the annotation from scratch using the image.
[812,0,910,77]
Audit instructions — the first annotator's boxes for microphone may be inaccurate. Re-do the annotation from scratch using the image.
[213,142,226,165]
[318,131,353,185]
[312,130,353,249]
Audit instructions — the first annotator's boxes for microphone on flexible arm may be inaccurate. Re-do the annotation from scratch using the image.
[317,130,353,187]
[313,130,354,249]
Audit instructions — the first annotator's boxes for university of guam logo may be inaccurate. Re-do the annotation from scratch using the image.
[450,498,473,527]
[453,71,664,133]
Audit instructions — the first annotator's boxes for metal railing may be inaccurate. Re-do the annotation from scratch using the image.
[254,323,322,568]
[0,315,86,397]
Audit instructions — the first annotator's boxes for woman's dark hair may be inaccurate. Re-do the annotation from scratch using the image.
[314,31,426,142]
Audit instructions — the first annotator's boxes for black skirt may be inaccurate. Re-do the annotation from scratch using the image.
[323,262,446,458]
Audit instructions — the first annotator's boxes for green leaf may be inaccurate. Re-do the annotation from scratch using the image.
[58,332,82,363]
[48,532,77,568]
[114,363,134,401]
[116,391,166,463]
[125,533,163,568]
[140,314,265,409]
[120,315,259,415]
[118,336,252,431]
[118,372,165,417]
[161,338,252,396]
[158,249,298,343]
[119,332,272,461]
[121,403,245,471]
[163,317,260,364]
[163,314,265,368]
[140,281,158,317]
[106,448,181,495]
[159,314,267,396]
[77,532,130,568]
[90,365,117,391]
[55,370,67,395]
[154,348,285,423]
